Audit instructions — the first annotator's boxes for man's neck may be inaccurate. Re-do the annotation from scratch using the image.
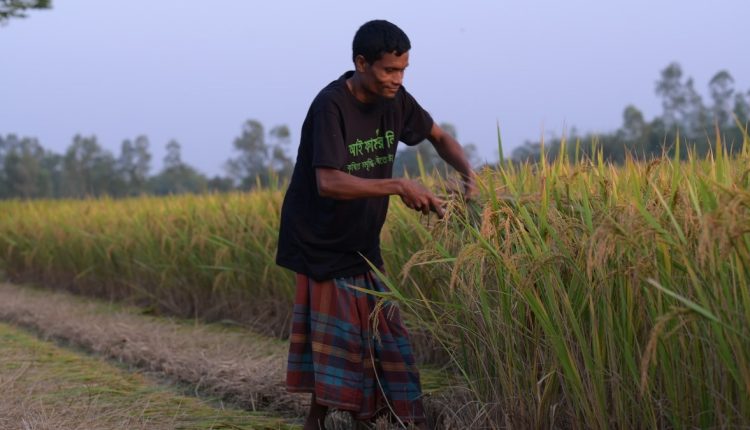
[346,74,376,104]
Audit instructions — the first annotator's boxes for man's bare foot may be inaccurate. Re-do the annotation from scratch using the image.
[303,416,326,430]
[303,394,328,430]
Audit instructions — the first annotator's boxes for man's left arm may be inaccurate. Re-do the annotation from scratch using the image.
[427,122,479,199]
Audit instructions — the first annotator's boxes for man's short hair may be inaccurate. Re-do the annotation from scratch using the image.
[352,20,411,64]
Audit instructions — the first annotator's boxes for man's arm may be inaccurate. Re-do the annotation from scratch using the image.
[316,168,446,217]
[427,122,479,199]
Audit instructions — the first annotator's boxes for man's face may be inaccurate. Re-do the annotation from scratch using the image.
[357,51,409,99]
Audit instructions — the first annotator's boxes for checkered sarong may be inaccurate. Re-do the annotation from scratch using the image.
[286,271,425,422]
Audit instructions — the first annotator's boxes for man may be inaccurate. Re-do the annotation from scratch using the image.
[276,20,476,429]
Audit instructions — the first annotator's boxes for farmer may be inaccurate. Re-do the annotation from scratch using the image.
[276,19,476,429]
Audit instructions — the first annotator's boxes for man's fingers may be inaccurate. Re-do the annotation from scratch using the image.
[401,181,447,218]
[465,175,480,200]
[465,186,479,201]
[428,196,446,218]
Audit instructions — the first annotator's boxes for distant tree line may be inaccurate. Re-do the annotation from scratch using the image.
[392,122,480,178]
[8,61,739,200]
[512,63,750,163]
[0,117,476,200]
[0,120,294,199]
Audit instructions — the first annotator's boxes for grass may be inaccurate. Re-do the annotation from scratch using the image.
[0,321,297,429]
[1,129,749,428]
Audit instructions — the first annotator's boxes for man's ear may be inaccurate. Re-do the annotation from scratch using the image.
[354,55,369,73]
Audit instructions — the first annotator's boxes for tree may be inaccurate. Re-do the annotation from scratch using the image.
[0,0,51,23]
[682,77,708,136]
[148,140,208,195]
[226,120,265,188]
[207,175,235,193]
[393,122,479,177]
[117,135,152,195]
[163,139,183,170]
[619,105,647,142]
[511,141,542,163]
[269,125,293,179]
[655,62,708,137]
[734,91,750,126]
[0,135,53,198]
[40,150,63,197]
[709,71,735,127]
[655,62,686,129]
[62,134,118,197]
[0,135,8,197]
[510,63,750,164]
[225,119,293,189]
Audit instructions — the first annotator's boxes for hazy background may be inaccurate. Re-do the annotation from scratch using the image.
[2,0,749,175]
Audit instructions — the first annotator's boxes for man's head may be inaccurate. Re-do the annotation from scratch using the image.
[351,20,411,100]
[352,20,411,64]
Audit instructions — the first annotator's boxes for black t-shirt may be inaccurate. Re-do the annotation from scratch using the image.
[276,71,434,280]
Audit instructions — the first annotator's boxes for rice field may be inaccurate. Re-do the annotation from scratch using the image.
[1,130,749,428]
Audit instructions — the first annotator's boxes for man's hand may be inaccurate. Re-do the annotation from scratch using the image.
[462,172,480,202]
[399,179,446,218]
[427,123,478,203]
[315,168,444,218]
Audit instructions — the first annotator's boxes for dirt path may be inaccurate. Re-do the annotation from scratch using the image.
[0,283,463,429]
[0,321,296,429]
[0,282,307,416]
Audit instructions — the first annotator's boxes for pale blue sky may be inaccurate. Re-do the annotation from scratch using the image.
[2,1,748,175]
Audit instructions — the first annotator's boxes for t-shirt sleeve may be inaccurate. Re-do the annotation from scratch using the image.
[399,90,434,146]
[311,107,347,170]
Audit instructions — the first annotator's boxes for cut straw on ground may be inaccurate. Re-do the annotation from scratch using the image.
[0,321,297,430]
[0,282,465,429]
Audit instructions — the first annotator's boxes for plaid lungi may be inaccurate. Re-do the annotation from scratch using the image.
[286,271,425,422]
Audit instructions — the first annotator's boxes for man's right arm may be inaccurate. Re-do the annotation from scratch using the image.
[316,168,445,217]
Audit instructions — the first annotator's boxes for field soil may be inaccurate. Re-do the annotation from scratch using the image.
[0,321,297,429]
[0,282,460,429]
[0,282,307,414]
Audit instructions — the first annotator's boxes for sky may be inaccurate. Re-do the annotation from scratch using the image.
[2,1,749,176]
